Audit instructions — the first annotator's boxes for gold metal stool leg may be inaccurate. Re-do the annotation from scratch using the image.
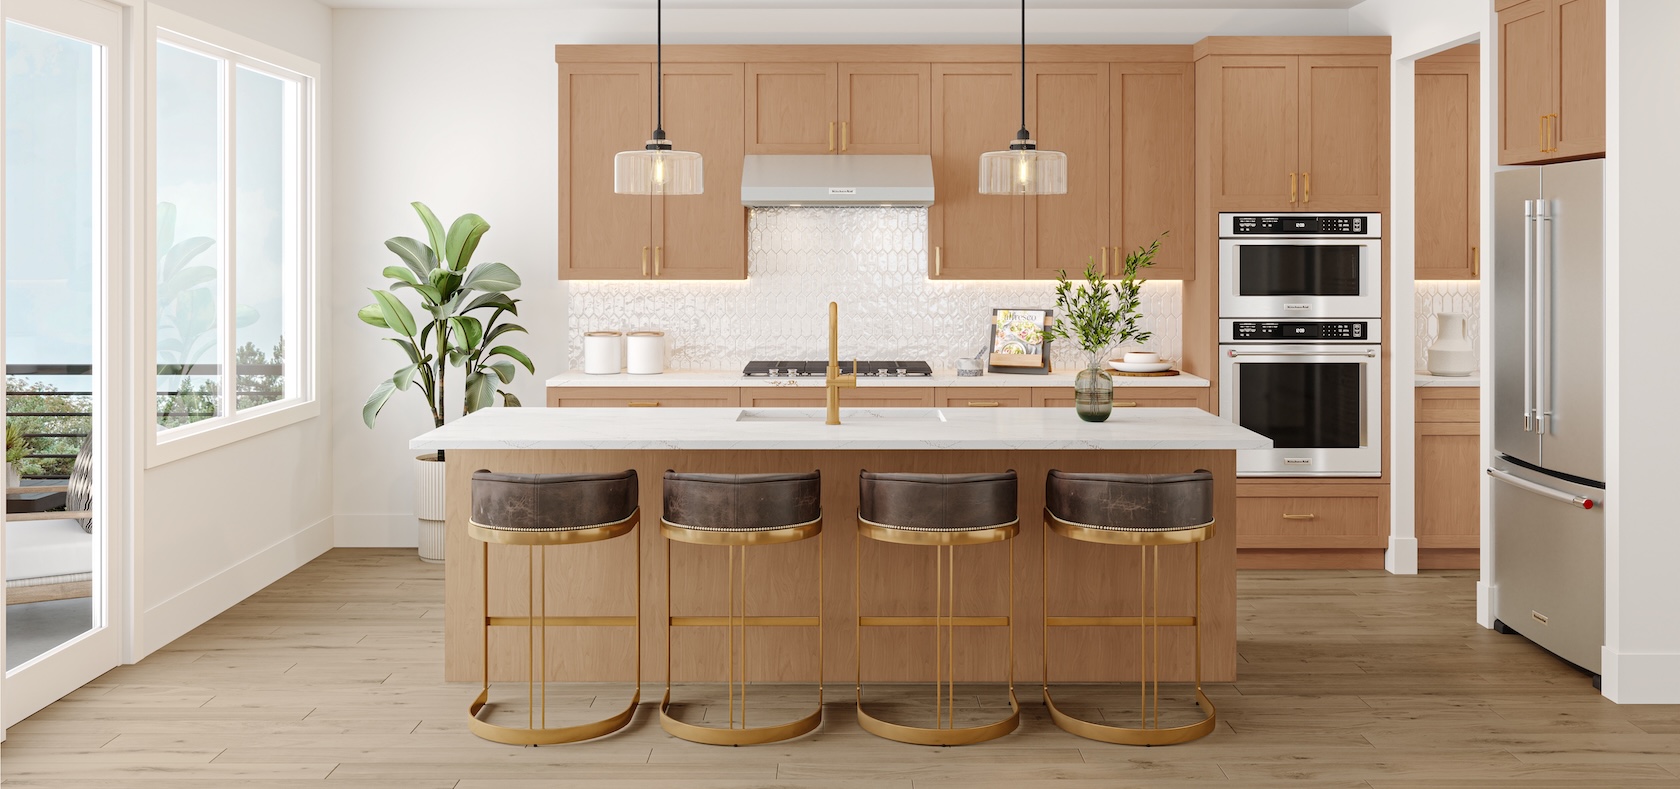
[856,526,1021,746]
[467,518,642,746]
[1042,517,1217,746]
[659,526,824,746]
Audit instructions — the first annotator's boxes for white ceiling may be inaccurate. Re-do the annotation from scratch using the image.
[318,0,1366,9]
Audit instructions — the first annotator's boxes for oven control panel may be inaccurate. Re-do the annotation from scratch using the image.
[1226,320,1372,341]
[1219,213,1381,238]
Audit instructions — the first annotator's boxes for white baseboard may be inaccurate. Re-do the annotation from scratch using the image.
[1385,536,1419,575]
[334,512,418,547]
[139,516,334,657]
[1601,646,1680,703]
[1477,580,1495,628]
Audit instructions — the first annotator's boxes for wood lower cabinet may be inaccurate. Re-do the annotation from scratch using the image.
[742,387,935,409]
[1030,386,1209,411]
[929,63,1025,280]
[1496,0,1605,165]
[1235,481,1390,569]
[934,387,1032,408]
[547,384,1211,412]
[1416,387,1481,569]
[1415,45,1481,281]
[546,387,742,408]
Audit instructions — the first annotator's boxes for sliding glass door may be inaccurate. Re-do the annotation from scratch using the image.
[3,0,124,729]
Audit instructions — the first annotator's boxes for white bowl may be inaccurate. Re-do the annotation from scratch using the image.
[1109,361,1172,373]
[1122,351,1160,364]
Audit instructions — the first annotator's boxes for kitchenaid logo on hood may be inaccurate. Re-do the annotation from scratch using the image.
[827,187,857,195]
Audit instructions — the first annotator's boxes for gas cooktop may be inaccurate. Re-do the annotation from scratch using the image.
[742,360,933,378]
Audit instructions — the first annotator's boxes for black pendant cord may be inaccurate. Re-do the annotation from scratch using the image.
[1014,0,1030,145]
[654,0,665,139]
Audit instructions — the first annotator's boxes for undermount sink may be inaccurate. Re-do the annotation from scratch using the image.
[735,408,949,423]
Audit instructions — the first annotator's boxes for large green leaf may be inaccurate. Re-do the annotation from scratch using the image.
[157,202,177,253]
[487,344,534,373]
[411,202,447,271]
[448,315,483,352]
[391,281,443,305]
[358,304,389,328]
[383,337,421,364]
[500,390,522,408]
[383,265,420,286]
[464,372,496,413]
[486,360,516,384]
[462,291,515,314]
[485,322,527,344]
[362,379,397,428]
[445,213,490,271]
[384,236,436,281]
[370,289,417,337]
[460,262,521,293]
[392,363,420,391]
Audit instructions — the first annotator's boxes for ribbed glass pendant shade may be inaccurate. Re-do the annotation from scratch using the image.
[614,141,703,195]
[978,141,1068,195]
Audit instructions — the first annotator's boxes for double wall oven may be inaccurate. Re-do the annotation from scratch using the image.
[1218,213,1383,477]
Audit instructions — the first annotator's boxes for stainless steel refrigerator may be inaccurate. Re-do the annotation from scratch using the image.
[1490,158,1606,679]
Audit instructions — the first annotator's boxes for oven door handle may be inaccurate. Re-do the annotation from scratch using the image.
[1226,349,1377,358]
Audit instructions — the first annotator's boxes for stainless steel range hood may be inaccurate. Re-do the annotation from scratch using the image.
[740,154,934,207]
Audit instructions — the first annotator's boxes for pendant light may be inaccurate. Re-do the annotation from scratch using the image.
[978,0,1067,196]
[614,0,702,195]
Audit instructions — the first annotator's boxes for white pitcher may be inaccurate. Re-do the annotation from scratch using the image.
[1426,312,1475,377]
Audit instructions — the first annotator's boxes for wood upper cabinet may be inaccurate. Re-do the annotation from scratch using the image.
[1200,54,1387,212]
[1496,0,1605,165]
[746,62,929,155]
[558,63,653,279]
[654,63,746,280]
[929,63,1025,280]
[1026,63,1110,280]
[1110,63,1195,280]
[1415,46,1480,281]
[558,62,745,280]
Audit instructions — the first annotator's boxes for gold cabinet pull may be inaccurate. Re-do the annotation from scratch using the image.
[934,246,942,276]
[1471,246,1479,277]
[1549,113,1560,152]
[1289,172,1298,203]
[1100,246,1109,276]
[654,246,662,276]
[1282,513,1316,521]
[828,121,836,152]
[841,121,849,152]
[1115,401,1139,408]
[966,401,1001,408]
[642,246,650,277]
[627,401,660,407]
[1303,172,1310,203]
[1539,114,1546,151]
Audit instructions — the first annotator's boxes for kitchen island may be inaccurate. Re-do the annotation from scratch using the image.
[413,406,1269,685]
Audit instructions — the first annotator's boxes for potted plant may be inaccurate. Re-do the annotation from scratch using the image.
[1042,233,1162,422]
[359,202,534,562]
[6,419,35,489]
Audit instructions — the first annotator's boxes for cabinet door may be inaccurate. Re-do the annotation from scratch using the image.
[1204,56,1299,211]
[1233,483,1388,550]
[1415,56,1480,280]
[558,63,652,279]
[1497,0,1553,165]
[1025,63,1108,280]
[1551,0,1605,159]
[1110,63,1195,281]
[934,387,1031,408]
[838,62,929,154]
[1031,386,1208,410]
[929,63,1025,280]
[1298,56,1388,212]
[1417,422,1481,550]
[653,64,746,280]
[548,387,741,408]
[745,62,838,154]
[743,387,934,408]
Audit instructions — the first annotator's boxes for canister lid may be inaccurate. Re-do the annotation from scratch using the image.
[628,331,664,337]
[584,331,623,337]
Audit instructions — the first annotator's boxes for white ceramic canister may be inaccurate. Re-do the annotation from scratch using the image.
[626,331,665,375]
[582,331,623,374]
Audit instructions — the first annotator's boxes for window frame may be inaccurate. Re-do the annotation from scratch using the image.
[144,7,317,468]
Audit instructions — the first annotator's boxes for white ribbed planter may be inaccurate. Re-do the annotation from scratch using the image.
[415,453,447,563]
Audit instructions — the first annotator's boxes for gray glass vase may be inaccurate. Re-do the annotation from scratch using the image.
[1074,362,1114,422]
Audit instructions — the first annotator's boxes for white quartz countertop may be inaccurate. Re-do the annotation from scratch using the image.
[1414,372,1480,387]
[546,369,1211,389]
[410,406,1270,452]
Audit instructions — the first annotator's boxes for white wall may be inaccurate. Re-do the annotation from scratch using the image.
[1349,0,1487,576]
[328,5,1355,547]
[134,0,335,657]
[1602,0,1680,704]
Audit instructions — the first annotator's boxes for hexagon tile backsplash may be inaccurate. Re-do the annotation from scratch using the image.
[567,207,1183,371]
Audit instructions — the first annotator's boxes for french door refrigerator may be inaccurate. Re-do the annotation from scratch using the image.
[1490,158,1606,679]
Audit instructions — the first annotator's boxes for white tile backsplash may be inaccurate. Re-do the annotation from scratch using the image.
[567,206,1182,371]
[1415,280,1481,372]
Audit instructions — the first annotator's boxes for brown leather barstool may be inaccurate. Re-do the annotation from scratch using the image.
[1042,469,1217,746]
[466,470,641,746]
[659,471,824,746]
[855,471,1021,746]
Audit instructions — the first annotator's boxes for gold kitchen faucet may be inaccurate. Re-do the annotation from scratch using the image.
[825,301,856,425]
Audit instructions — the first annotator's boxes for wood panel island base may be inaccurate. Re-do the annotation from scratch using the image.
[412,407,1269,687]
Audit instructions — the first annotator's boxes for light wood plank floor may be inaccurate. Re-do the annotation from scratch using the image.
[4,548,1678,788]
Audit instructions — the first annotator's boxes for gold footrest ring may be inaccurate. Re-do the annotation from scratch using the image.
[857,686,1021,746]
[658,689,822,745]
[1043,685,1216,746]
[467,687,640,746]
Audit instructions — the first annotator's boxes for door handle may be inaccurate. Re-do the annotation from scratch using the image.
[1114,401,1138,408]
[966,401,1001,408]
[1487,468,1597,509]
[1100,246,1109,276]
[642,246,650,278]
[1535,200,1551,433]
[1281,513,1316,521]
[628,401,661,408]
[828,121,836,153]
[654,246,663,277]
[841,121,849,152]
[1548,114,1560,152]
[1226,349,1377,358]
[1522,201,1536,431]
[1303,172,1310,204]
[1539,114,1547,152]
[1471,245,1479,278]
[934,246,942,276]
[1289,172,1298,203]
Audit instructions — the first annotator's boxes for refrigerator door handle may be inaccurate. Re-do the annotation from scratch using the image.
[1523,200,1537,432]
[1487,468,1597,510]
[1536,199,1552,434]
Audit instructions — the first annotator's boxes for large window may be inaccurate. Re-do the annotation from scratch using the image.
[152,19,313,456]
